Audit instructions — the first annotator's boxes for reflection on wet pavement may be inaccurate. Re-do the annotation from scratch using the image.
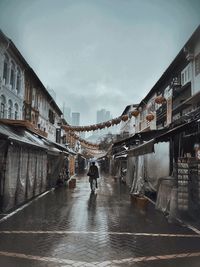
[0,175,200,266]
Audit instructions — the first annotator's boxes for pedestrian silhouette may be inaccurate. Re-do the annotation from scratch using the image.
[87,162,99,193]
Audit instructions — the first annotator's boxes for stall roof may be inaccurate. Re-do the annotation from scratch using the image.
[114,139,155,158]
[113,129,167,147]
[44,139,77,156]
[155,119,198,143]
[0,123,74,155]
[0,123,47,150]
[127,139,155,156]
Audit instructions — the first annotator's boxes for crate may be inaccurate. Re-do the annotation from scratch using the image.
[130,195,148,208]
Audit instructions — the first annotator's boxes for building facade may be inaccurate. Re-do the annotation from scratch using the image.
[24,67,63,142]
[0,30,25,121]
[134,26,200,133]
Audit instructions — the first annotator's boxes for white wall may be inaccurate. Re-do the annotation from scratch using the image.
[0,46,24,120]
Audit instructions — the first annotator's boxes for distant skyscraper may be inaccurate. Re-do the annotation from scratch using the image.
[105,111,111,121]
[96,109,112,135]
[71,112,80,126]
[63,104,71,124]
[64,107,71,124]
[96,109,111,123]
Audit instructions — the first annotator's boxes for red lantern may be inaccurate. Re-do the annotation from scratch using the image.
[99,124,104,129]
[131,110,139,117]
[111,119,116,125]
[146,113,154,121]
[115,118,121,125]
[155,95,166,104]
[105,121,111,127]
[121,115,129,122]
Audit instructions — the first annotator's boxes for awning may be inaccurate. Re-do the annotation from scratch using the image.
[112,129,167,150]
[155,119,198,142]
[0,123,47,150]
[127,139,155,156]
[0,123,72,156]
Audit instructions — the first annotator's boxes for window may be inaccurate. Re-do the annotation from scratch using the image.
[48,109,55,124]
[3,54,9,84]
[0,103,5,118]
[10,61,15,89]
[16,68,21,94]
[8,100,13,119]
[0,95,6,119]
[195,53,200,76]
[181,64,191,86]
[14,103,19,119]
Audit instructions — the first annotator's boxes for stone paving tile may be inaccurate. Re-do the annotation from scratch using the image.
[0,175,200,266]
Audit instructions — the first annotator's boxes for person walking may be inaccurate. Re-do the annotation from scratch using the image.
[87,162,99,193]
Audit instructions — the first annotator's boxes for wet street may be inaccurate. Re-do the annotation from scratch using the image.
[0,175,200,267]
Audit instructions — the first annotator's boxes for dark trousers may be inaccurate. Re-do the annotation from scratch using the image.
[90,178,97,189]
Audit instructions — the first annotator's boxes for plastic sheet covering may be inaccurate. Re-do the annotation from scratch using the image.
[156,177,176,214]
[4,145,20,211]
[15,147,29,205]
[126,156,136,187]
[27,151,36,199]
[47,153,65,188]
[3,144,48,211]
[145,142,170,192]
[0,141,8,201]
[130,156,145,195]
[41,153,47,192]
[34,152,43,196]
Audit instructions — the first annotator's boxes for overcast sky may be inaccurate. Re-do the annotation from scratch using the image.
[0,0,200,125]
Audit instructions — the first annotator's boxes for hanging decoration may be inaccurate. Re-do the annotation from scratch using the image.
[62,110,140,134]
[68,130,99,149]
[146,113,155,122]
[121,115,129,122]
[105,121,112,127]
[131,110,139,117]
[155,95,166,104]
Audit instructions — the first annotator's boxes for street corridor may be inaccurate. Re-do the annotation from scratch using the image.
[0,175,200,266]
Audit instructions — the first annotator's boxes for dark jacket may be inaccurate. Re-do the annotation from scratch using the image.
[88,165,99,179]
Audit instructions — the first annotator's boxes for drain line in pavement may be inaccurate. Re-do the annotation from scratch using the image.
[0,230,200,238]
[1,250,200,265]
[0,189,54,224]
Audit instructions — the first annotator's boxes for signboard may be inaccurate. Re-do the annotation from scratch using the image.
[166,97,172,125]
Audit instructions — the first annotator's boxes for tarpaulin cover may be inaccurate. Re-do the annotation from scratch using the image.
[130,142,170,195]
[0,124,47,149]
[156,177,176,214]
[145,142,170,191]
[130,156,144,195]
[126,156,136,187]
[47,153,65,188]
[3,144,47,211]
[0,141,8,203]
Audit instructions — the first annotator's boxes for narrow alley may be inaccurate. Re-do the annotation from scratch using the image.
[0,175,200,267]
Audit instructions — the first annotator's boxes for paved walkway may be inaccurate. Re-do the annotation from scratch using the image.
[0,175,200,266]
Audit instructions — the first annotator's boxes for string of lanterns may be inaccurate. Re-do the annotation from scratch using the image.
[67,131,99,149]
[62,113,138,133]
[63,94,166,136]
